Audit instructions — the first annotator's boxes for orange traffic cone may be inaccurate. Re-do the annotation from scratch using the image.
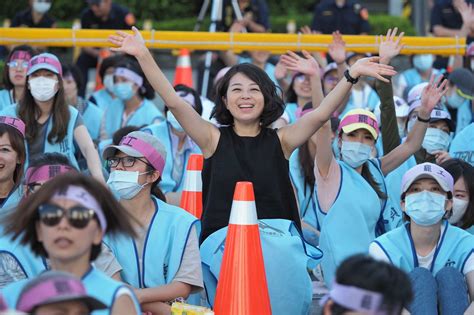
[173,49,193,88]
[179,154,203,219]
[214,182,272,315]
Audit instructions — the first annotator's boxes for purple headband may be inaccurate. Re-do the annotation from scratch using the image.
[0,116,26,138]
[52,185,107,232]
[321,282,396,315]
[10,50,32,62]
[28,56,62,76]
[17,277,86,312]
[119,135,166,174]
[25,165,74,185]
[115,67,143,87]
[338,114,379,136]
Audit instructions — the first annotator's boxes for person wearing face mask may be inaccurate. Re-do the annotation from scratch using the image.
[395,54,442,99]
[312,73,447,287]
[440,159,474,234]
[141,85,202,206]
[99,59,164,145]
[0,53,104,183]
[88,54,122,111]
[62,64,104,143]
[441,68,474,135]
[102,131,203,315]
[370,162,474,314]
[11,0,56,28]
[0,46,36,110]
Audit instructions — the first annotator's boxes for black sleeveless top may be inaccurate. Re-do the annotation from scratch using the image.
[201,126,301,243]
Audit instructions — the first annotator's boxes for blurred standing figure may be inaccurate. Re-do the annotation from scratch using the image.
[76,0,135,97]
[311,0,370,35]
[218,0,270,33]
[11,0,56,28]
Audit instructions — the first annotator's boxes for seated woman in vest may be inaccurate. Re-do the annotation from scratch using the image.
[321,255,413,315]
[440,159,474,234]
[370,162,474,314]
[0,53,104,182]
[0,45,37,110]
[0,116,26,211]
[1,173,140,314]
[102,131,202,315]
[89,54,122,112]
[142,84,202,206]
[99,58,164,147]
[62,64,104,144]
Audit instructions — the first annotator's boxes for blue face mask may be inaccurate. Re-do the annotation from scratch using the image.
[405,191,446,226]
[113,82,135,101]
[167,111,184,132]
[413,54,433,72]
[107,170,148,200]
[445,91,466,109]
[422,127,451,154]
[398,123,406,138]
[340,140,372,168]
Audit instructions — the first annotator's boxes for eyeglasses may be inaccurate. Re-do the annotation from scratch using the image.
[38,204,96,229]
[295,74,309,83]
[7,60,29,69]
[106,156,151,168]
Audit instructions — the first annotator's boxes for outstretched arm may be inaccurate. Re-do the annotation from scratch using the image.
[108,27,220,158]
[381,75,448,175]
[277,53,397,158]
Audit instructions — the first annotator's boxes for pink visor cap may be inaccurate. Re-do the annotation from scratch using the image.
[27,53,62,76]
[0,116,25,138]
[401,162,454,194]
[25,164,75,185]
[16,271,106,313]
[103,131,167,175]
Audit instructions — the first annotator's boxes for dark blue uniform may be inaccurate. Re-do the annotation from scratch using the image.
[311,0,370,35]
[430,0,464,33]
[11,9,55,28]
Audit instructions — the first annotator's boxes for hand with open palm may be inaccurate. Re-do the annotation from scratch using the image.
[377,27,405,65]
[280,50,320,77]
[350,56,397,83]
[108,26,147,57]
[328,31,346,65]
[419,75,448,118]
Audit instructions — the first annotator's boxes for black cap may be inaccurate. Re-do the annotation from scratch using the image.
[448,68,474,100]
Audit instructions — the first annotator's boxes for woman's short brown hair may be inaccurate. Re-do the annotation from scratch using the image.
[0,124,26,186]
[2,173,137,261]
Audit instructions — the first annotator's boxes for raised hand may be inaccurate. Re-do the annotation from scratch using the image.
[280,50,320,77]
[420,75,448,117]
[377,27,405,65]
[300,25,316,35]
[274,57,288,81]
[328,31,346,65]
[349,56,397,83]
[108,26,147,57]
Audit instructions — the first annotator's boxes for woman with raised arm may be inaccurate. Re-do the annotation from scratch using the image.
[108,27,396,243]
[310,29,448,287]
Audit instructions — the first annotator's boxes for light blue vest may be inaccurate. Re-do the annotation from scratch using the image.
[373,221,474,275]
[2,267,141,315]
[449,123,474,166]
[454,100,473,135]
[81,101,104,141]
[284,102,298,125]
[0,90,13,111]
[104,197,198,288]
[317,159,401,287]
[102,98,164,141]
[1,104,79,169]
[142,122,201,194]
[0,187,23,213]
[340,87,380,117]
[200,218,322,315]
[384,155,417,214]
[89,89,114,112]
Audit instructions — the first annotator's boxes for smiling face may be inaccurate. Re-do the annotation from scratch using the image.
[223,72,265,125]
[36,198,103,265]
[293,74,312,100]
[0,133,19,186]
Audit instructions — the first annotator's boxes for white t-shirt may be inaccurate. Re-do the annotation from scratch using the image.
[369,225,474,275]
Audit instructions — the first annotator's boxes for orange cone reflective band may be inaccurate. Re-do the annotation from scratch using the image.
[214,182,272,315]
[173,49,193,88]
[179,154,204,219]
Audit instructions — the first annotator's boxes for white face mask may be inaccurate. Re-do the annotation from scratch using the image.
[448,198,469,225]
[29,76,58,102]
[405,191,446,226]
[167,111,184,132]
[103,74,114,93]
[107,170,149,200]
[33,1,52,14]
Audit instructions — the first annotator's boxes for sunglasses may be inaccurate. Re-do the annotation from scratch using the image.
[8,60,29,69]
[38,204,96,229]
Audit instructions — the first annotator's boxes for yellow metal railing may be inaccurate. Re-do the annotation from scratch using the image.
[0,28,465,55]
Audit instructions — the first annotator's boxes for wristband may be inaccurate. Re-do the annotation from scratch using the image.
[344,69,359,84]
[417,115,430,123]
